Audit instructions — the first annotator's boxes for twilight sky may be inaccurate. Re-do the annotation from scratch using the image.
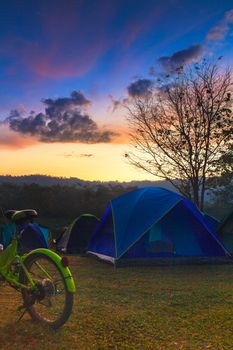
[0,0,233,181]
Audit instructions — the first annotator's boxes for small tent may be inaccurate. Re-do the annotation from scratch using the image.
[87,187,229,265]
[0,209,50,250]
[216,208,233,254]
[57,214,99,254]
[0,222,50,251]
[0,223,16,247]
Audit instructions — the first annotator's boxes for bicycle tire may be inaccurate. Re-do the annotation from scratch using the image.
[20,252,73,329]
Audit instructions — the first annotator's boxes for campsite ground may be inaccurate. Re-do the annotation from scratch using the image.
[1,257,233,350]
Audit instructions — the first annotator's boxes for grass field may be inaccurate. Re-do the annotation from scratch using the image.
[1,257,233,350]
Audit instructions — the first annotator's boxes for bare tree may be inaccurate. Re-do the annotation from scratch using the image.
[126,59,233,210]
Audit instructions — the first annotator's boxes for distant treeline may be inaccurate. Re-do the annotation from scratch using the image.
[0,182,232,227]
[0,183,137,223]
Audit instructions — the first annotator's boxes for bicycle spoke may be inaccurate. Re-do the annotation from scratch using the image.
[21,254,71,325]
[38,298,53,307]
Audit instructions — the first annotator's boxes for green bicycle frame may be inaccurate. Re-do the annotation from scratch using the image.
[0,238,76,293]
[0,238,32,290]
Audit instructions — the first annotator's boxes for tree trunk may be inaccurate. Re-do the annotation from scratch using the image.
[192,179,200,208]
[200,176,206,211]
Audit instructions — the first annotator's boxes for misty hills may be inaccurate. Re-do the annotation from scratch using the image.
[0,174,176,191]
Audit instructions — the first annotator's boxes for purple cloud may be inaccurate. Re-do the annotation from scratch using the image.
[158,45,203,72]
[43,91,91,117]
[62,153,94,158]
[6,91,118,143]
[108,94,122,112]
[127,79,153,98]
[207,9,233,40]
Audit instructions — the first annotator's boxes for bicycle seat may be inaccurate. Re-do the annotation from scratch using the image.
[11,209,38,223]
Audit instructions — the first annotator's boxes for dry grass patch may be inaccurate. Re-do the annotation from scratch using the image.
[1,256,233,349]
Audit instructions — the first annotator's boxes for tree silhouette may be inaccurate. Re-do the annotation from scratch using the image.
[126,59,233,210]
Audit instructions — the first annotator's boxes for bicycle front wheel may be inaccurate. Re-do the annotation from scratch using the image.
[20,252,73,329]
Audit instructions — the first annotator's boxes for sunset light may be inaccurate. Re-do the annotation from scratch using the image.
[1,2,233,348]
[0,0,233,182]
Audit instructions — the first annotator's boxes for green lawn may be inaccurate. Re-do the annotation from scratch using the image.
[1,257,233,349]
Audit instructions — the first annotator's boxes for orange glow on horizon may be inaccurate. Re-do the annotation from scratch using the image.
[0,141,156,182]
[0,125,39,149]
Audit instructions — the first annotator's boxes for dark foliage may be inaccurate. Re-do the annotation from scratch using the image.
[0,183,136,224]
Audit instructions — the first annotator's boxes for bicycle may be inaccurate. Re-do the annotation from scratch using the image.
[0,209,76,329]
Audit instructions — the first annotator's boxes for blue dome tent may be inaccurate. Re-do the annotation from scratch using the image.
[87,187,229,265]
[203,214,220,231]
